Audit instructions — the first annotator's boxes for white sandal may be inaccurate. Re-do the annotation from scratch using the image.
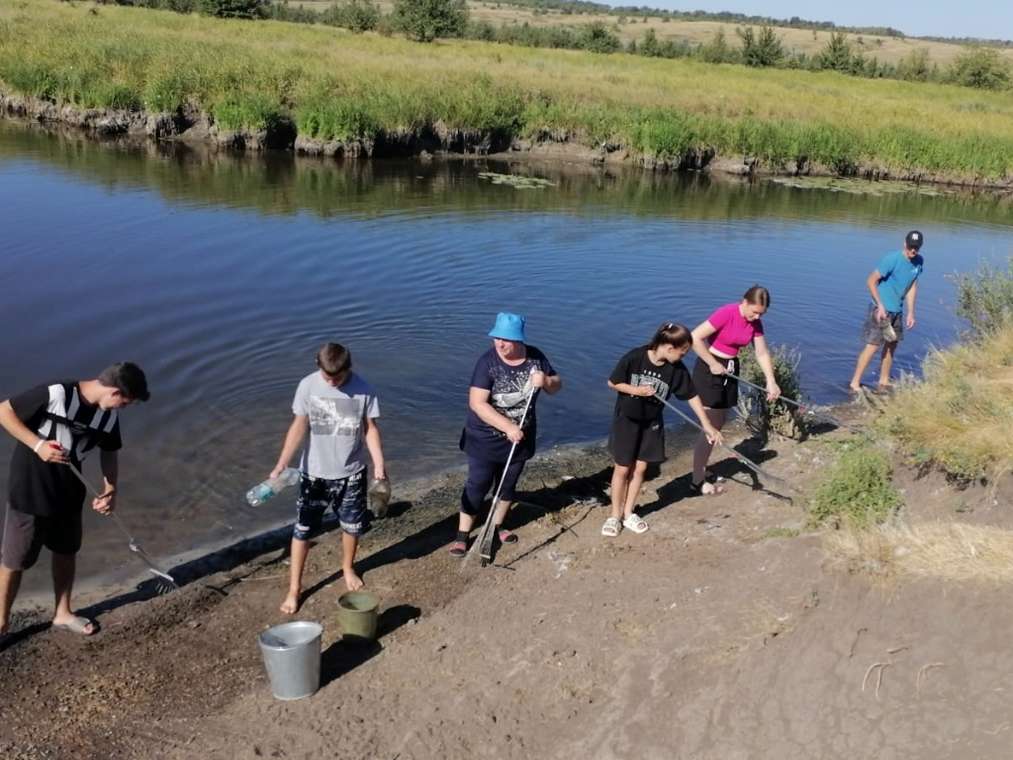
[601,517,621,537]
[622,514,649,534]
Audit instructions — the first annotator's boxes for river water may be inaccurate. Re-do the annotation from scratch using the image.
[0,120,1009,593]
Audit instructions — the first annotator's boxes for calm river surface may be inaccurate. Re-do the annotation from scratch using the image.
[0,121,1009,592]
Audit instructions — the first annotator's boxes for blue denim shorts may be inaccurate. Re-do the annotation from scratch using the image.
[294,470,368,540]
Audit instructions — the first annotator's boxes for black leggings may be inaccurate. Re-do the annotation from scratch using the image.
[460,456,527,516]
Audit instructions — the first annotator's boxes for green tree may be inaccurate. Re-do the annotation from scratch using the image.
[201,0,263,18]
[946,46,1011,90]
[323,0,380,32]
[817,31,854,71]
[737,25,784,67]
[393,0,468,42]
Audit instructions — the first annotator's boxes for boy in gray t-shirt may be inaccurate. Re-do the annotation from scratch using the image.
[269,343,386,615]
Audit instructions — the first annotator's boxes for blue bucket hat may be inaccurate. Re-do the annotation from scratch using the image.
[488,312,526,342]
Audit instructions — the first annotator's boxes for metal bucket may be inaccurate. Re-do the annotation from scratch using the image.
[337,591,380,642]
[258,621,324,700]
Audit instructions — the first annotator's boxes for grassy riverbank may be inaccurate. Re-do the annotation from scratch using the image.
[3,2,1013,179]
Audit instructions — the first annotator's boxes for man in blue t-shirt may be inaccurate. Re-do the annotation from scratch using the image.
[848,231,925,394]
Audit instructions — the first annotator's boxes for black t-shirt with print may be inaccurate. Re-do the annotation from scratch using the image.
[462,346,556,463]
[6,381,122,517]
[609,346,696,421]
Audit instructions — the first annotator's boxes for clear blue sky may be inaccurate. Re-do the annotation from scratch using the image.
[644,2,1012,40]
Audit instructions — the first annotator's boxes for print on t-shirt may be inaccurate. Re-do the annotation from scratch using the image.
[308,396,363,438]
[629,370,670,402]
[489,365,536,429]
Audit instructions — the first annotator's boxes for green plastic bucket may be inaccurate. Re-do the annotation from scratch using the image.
[337,591,380,642]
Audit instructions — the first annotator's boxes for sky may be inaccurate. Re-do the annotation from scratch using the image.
[647,2,1012,41]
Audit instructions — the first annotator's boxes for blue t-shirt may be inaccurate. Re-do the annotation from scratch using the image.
[462,345,556,463]
[875,250,924,313]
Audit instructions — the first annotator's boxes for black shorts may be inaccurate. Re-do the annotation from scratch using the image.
[293,470,369,540]
[692,355,740,410]
[0,504,83,570]
[609,414,666,466]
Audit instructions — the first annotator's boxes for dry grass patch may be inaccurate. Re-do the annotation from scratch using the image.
[878,321,1013,483]
[829,521,1013,583]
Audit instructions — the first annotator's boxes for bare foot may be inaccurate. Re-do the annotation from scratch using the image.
[279,590,300,615]
[51,614,97,636]
[343,569,364,592]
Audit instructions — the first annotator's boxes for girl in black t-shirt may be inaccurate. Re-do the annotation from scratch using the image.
[604,323,723,537]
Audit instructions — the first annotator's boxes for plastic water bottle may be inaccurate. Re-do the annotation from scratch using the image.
[246,468,301,507]
[368,477,392,519]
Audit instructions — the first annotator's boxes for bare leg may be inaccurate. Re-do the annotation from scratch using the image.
[341,532,363,591]
[849,343,880,391]
[610,464,631,521]
[280,537,309,614]
[693,408,727,490]
[456,512,475,534]
[491,499,513,531]
[622,461,649,518]
[0,565,22,635]
[51,552,93,633]
[878,342,898,388]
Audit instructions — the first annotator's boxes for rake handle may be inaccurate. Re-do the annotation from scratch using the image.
[654,395,796,494]
[723,370,858,432]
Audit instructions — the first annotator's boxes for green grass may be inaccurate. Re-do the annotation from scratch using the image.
[3,2,1013,178]
[808,440,903,528]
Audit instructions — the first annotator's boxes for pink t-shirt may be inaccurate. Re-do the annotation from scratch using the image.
[706,303,764,357]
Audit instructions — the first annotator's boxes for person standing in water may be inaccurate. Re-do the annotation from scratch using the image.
[848,231,925,395]
[603,322,723,537]
[690,286,781,496]
[269,343,386,614]
[449,313,562,557]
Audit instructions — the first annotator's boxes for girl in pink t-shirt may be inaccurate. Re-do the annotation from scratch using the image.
[689,286,782,496]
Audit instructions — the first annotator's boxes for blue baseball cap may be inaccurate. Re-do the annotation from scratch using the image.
[488,312,526,342]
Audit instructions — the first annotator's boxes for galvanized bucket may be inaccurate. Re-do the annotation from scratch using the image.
[258,621,324,700]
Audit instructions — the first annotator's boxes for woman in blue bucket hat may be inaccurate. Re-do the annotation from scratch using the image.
[449,313,562,557]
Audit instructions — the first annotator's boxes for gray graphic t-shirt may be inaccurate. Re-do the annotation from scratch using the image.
[293,371,380,480]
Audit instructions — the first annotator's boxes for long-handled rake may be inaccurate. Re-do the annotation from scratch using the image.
[65,462,178,590]
[655,395,800,498]
[465,383,537,569]
[723,371,863,434]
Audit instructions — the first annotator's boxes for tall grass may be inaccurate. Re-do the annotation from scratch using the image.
[878,259,1013,482]
[3,2,1013,178]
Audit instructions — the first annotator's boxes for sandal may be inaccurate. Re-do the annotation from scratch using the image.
[448,540,468,558]
[601,517,621,537]
[497,528,518,544]
[622,514,649,534]
[704,470,725,484]
[689,480,725,497]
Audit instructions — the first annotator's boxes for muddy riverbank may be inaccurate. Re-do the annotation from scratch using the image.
[4,91,1011,193]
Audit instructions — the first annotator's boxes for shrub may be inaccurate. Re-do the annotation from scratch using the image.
[809,440,902,528]
[816,31,855,72]
[575,22,620,54]
[946,47,1011,91]
[201,0,263,18]
[736,344,805,439]
[698,28,737,64]
[393,0,468,42]
[952,256,1013,335]
[321,0,381,33]
[897,48,932,82]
